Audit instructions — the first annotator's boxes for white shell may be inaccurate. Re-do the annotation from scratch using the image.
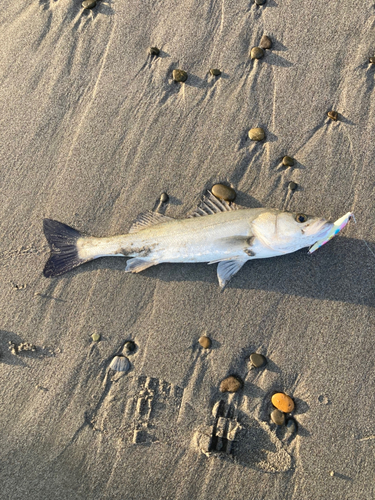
[109,355,130,372]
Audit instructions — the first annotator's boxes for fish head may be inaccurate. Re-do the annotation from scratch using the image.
[251,210,334,254]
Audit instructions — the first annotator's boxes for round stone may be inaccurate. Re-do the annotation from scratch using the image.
[248,127,265,141]
[211,184,236,202]
[91,333,101,342]
[369,57,375,64]
[329,471,335,477]
[271,409,285,426]
[210,68,221,76]
[327,110,338,121]
[172,69,188,83]
[271,393,295,413]
[282,156,295,167]
[149,47,160,57]
[288,181,298,191]
[250,47,264,60]
[220,375,242,393]
[160,192,169,203]
[109,355,130,373]
[250,352,266,368]
[259,35,272,49]
[255,0,266,4]
[199,336,211,349]
[286,418,297,435]
[82,0,96,9]
[124,340,136,353]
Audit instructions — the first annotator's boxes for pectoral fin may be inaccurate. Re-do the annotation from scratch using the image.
[216,259,247,290]
[125,258,156,273]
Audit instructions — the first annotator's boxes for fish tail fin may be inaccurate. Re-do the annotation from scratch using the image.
[43,219,88,277]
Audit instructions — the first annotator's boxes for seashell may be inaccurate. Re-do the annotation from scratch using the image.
[250,47,264,60]
[211,184,236,202]
[271,393,295,413]
[248,127,265,141]
[172,69,188,83]
[109,355,130,372]
[327,110,338,121]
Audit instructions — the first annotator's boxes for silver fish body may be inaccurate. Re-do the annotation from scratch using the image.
[43,192,334,288]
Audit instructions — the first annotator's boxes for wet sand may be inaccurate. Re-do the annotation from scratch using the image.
[1,0,375,498]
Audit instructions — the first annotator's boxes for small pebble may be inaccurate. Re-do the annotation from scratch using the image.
[199,336,211,349]
[149,47,160,57]
[259,35,272,50]
[211,184,236,202]
[288,181,298,191]
[271,409,285,426]
[286,418,297,435]
[109,355,130,373]
[329,471,335,477]
[210,68,221,76]
[172,69,188,83]
[160,192,169,203]
[250,47,264,60]
[255,0,266,4]
[124,340,136,353]
[248,127,265,141]
[271,393,295,413]
[282,156,295,167]
[327,110,338,121]
[369,57,375,64]
[250,352,266,368]
[219,375,242,393]
[82,0,96,9]
[91,333,101,342]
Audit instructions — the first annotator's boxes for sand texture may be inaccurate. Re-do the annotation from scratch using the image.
[1,0,375,498]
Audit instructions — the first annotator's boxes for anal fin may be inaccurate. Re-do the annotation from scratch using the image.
[216,259,247,290]
[125,258,156,273]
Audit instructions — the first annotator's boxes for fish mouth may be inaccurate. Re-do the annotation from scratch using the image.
[304,219,334,240]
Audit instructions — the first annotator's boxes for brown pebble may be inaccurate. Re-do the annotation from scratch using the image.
[160,192,169,203]
[250,47,264,60]
[199,336,211,349]
[288,181,298,191]
[82,0,96,9]
[327,110,338,121]
[271,393,295,413]
[210,68,221,76]
[149,47,160,57]
[271,409,285,426]
[259,35,272,50]
[369,57,375,64]
[220,375,242,393]
[172,69,188,83]
[282,156,295,167]
[211,184,236,202]
[248,127,265,141]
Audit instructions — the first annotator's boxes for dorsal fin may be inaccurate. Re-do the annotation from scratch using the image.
[129,211,173,233]
[188,191,238,218]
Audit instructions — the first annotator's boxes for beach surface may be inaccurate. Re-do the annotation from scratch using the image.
[1,0,375,498]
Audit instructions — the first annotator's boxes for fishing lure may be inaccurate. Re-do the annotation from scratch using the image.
[308,212,354,254]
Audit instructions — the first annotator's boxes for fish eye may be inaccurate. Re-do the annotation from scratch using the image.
[295,213,308,223]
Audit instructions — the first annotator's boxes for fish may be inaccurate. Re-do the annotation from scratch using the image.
[42,191,338,289]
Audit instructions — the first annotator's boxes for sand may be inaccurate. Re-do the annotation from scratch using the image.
[1,0,375,498]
